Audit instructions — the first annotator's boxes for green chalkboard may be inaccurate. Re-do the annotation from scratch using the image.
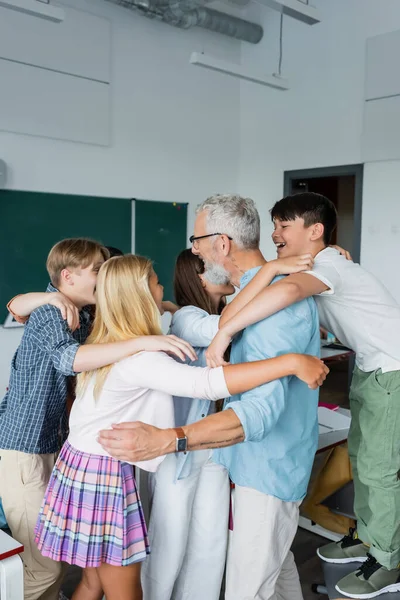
[134,200,188,302]
[0,190,132,323]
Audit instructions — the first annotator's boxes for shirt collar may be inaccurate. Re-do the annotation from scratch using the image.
[240,266,262,289]
[45,282,93,322]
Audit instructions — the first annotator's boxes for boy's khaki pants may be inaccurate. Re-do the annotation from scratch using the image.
[0,449,64,600]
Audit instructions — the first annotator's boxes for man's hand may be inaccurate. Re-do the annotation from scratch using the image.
[47,293,80,331]
[98,422,175,462]
[330,245,352,261]
[206,329,231,368]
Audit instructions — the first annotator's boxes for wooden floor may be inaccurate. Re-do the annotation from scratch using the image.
[61,361,350,600]
[61,528,328,600]
[294,529,328,600]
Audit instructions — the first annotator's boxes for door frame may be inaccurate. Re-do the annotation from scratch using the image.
[283,164,364,263]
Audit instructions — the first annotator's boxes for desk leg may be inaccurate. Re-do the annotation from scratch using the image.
[311,583,328,595]
[298,516,342,542]
[0,554,24,600]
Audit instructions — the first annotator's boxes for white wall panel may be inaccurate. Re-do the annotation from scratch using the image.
[0,4,110,82]
[0,58,110,145]
[366,29,400,100]
[362,95,400,161]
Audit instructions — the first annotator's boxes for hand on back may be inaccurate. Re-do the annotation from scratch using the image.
[47,293,80,331]
[273,254,314,275]
[140,335,197,362]
[329,245,352,261]
[294,354,329,389]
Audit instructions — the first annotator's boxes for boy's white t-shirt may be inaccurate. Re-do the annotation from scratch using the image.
[306,247,400,373]
[68,350,228,472]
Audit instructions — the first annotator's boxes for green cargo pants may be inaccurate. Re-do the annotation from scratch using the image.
[348,366,400,569]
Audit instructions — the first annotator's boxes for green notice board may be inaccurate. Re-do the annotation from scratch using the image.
[134,200,188,302]
[0,190,132,323]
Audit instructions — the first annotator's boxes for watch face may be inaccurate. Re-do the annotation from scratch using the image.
[177,437,187,452]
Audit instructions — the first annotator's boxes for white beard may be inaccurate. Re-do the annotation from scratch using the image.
[203,260,231,285]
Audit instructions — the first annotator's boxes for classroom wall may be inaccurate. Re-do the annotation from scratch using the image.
[2,0,400,390]
[239,0,400,302]
[0,0,241,210]
[0,0,241,392]
[361,161,400,301]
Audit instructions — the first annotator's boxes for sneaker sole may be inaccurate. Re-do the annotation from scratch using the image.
[316,547,368,564]
[335,582,400,599]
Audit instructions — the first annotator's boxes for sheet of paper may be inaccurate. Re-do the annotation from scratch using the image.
[318,407,351,431]
[318,424,333,434]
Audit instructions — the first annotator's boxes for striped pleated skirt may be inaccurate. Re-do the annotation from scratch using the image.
[34,441,150,568]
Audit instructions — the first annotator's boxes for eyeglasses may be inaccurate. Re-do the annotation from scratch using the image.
[189,233,233,245]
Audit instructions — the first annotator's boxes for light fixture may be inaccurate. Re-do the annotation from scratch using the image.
[256,0,319,25]
[0,0,64,23]
[190,52,289,90]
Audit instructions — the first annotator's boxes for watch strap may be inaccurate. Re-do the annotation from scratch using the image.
[173,427,187,453]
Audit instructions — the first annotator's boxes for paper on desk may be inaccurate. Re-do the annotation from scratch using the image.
[318,407,351,434]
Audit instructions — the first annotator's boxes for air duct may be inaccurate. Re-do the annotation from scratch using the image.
[162,6,262,43]
[105,0,263,43]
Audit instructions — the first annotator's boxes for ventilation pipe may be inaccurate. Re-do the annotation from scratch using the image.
[106,0,263,43]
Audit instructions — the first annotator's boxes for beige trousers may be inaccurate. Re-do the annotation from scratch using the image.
[225,484,304,600]
[0,449,64,600]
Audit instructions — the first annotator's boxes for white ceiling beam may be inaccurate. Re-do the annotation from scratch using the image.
[257,0,320,25]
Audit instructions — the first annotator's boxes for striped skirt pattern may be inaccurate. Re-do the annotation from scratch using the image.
[35,441,150,568]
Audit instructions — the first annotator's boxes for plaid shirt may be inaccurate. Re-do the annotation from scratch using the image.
[0,284,92,454]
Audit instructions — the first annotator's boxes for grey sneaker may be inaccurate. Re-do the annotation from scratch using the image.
[335,555,400,598]
[317,528,369,564]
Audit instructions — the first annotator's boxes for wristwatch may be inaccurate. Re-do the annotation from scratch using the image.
[173,427,188,453]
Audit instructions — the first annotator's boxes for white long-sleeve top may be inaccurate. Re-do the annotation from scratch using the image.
[169,306,223,480]
[169,306,220,427]
[68,350,228,472]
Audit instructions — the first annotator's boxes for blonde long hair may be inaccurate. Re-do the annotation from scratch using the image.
[77,254,162,398]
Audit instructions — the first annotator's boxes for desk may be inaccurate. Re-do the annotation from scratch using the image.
[318,342,353,454]
[0,529,24,600]
[317,408,350,454]
[321,342,355,394]
[320,344,353,363]
[299,407,352,542]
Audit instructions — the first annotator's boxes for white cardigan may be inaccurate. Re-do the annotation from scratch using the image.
[68,350,228,472]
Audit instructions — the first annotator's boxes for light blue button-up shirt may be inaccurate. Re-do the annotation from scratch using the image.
[169,305,221,480]
[214,268,320,502]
